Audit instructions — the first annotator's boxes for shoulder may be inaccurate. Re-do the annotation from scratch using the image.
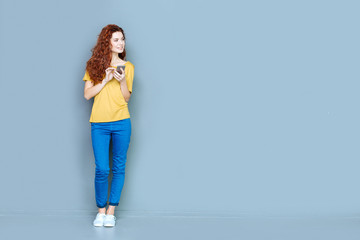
[125,61,135,69]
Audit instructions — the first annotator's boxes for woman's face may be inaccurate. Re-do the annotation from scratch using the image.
[110,31,125,54]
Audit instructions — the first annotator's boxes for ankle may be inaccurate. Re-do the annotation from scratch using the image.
[106,206,115,215]
[98,207,106,214]
[106,210,115,215]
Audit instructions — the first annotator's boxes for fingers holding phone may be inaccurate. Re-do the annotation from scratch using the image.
[114,65,125,82]
[116,65,125,74]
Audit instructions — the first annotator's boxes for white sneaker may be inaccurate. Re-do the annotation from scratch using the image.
[93,213,106,227]
[103,214,116,227]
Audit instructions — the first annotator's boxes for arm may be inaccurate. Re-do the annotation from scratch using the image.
[84,79,107,100]
[120,80,132,102]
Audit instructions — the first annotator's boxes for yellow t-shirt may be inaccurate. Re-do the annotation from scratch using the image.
[83,61,134,123]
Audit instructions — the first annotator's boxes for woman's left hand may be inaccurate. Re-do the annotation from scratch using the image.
[113,68,125,82]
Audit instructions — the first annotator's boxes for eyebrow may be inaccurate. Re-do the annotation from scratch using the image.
[114,38,124,40]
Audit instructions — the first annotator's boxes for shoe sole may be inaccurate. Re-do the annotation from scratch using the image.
[103,224,115,227]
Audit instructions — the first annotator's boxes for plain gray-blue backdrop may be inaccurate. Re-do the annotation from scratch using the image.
[0,0,359,217]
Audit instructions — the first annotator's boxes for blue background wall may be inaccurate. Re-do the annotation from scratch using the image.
[0,0,359,216]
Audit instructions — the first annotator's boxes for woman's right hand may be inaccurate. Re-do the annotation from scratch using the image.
[103,67,115,84]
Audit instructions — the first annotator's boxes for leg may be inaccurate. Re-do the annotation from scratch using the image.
[108,118,131,207]
[98,207,106,214]
[106,205,116,215]
[91,122,111,209]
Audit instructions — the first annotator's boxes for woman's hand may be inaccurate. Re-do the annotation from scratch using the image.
[113,68,125,82]
[103,67,115,84]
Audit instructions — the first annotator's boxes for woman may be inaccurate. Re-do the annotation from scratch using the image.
[82,24,135,227]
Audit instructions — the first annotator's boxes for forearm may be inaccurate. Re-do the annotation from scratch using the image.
[84,80,107,100]
[120,80,131,102]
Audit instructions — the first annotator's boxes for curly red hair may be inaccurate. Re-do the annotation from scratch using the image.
[85,24,127,85]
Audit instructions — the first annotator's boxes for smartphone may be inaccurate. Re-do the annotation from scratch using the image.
[116,65,125,74]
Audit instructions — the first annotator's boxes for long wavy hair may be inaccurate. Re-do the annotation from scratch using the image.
[85,24,127,85]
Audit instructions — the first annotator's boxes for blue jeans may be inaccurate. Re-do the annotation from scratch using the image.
[91,118,131,208]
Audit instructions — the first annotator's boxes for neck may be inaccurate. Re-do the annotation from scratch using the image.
[111,52,122,63]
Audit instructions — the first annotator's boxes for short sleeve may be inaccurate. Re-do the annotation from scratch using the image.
[125,63,134,93]
[83,70,91,81]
